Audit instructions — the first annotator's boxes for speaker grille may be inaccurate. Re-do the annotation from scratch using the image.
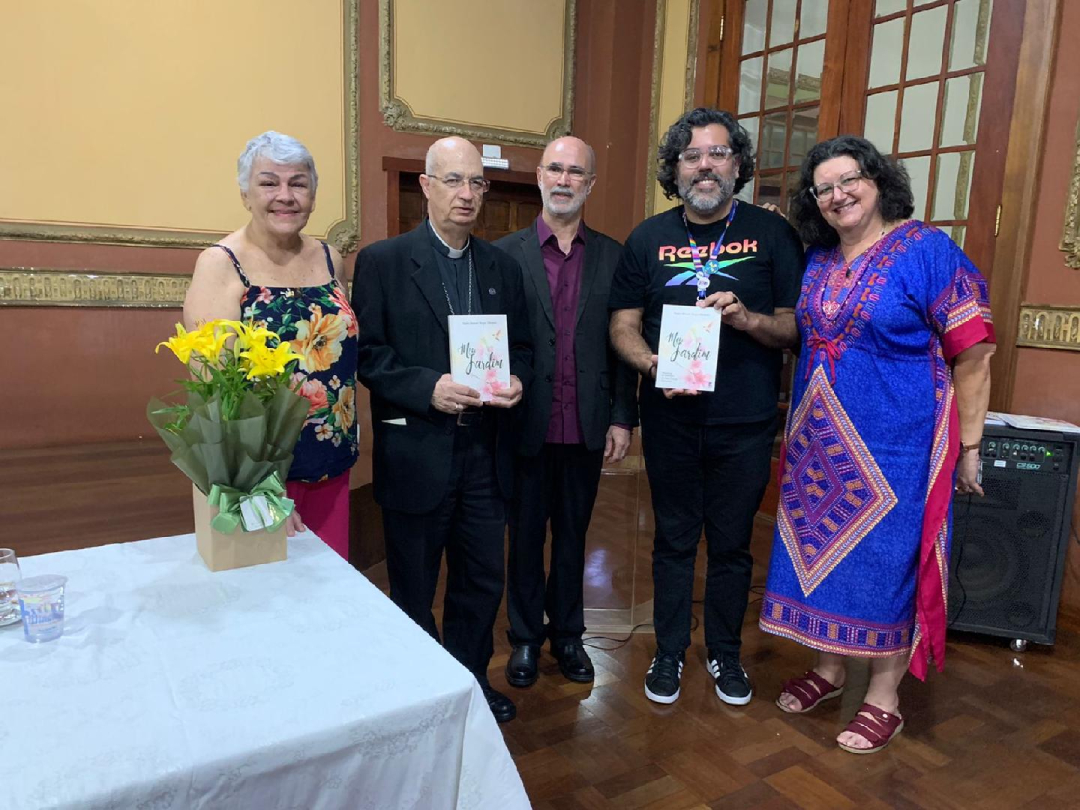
[948,443,1073,644]
[981,476,1020,510]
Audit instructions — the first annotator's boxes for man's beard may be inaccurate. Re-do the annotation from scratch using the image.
[679,171,736,217]
[541,184,586,216]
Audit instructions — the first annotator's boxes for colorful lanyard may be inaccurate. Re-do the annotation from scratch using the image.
[683,200,738,300]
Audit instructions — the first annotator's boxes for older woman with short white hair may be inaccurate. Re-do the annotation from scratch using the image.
[185,131,358,560]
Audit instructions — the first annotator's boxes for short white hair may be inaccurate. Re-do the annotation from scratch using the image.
[425,142,440,175]
[237,131,318,193]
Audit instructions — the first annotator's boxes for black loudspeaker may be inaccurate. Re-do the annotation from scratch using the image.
[948,426,1080,650]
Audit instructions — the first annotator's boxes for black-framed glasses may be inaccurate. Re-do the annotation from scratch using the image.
[808,171,864,201]
[427,174,490,193]
[541,163,592,183]
[678,145,735,167]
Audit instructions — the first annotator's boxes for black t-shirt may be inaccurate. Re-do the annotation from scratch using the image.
[609,202,804,424]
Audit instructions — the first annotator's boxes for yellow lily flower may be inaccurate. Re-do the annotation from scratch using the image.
[240,341,302,379]
[190,322,231,364]
[228,319,277,354]
[155,323,202,365]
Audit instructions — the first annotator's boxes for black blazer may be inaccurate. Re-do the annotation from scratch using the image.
[352,222,534,514]
[494,221,637,457]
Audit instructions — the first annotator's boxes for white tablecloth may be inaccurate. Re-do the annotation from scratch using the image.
[1,533,529,810]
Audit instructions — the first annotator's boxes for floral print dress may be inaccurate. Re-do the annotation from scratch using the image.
[215,242,359,483]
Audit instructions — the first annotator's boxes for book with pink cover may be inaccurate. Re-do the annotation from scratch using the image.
[655,305,722,392]
[448,314,511,402]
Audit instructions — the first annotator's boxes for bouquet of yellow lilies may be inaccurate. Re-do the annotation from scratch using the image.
[149,320,309,569]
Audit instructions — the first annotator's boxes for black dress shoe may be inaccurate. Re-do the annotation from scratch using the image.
[505,644,540,687]
[552,640,594,683]
[482,685,517,723]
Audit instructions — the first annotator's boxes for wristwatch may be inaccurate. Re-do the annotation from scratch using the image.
[959,440,982,454]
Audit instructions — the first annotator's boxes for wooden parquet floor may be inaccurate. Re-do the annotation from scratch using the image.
[364,521,1080,809]
[7,442,1080,809]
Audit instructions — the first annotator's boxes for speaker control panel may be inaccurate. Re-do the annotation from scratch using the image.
[982,437,1072,473]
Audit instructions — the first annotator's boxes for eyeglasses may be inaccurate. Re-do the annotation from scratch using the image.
[678,145,736,167]
[541,163,593,183]
[427,174,490,193]
[808,171,864,201]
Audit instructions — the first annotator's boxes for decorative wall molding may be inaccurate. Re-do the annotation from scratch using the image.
[0,0,360,255]
[1061,114,1080,269]
[378,0,575,147]
[645,0,701,218]
[0,270,189,308]
[645,1,668,219]
[1016,304,1080,351]
[683,0,701,113]
[334,0,362,255]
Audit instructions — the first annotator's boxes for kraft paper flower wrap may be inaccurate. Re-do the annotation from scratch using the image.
[148,320,308,571]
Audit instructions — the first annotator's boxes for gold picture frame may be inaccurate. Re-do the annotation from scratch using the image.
[378,0,576,147]
[1061,115,1080,270]
[0,0,360,255]
[0,269,189,308]
[1016,304,1080,352]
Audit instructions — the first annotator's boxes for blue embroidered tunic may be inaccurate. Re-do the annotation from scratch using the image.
[759,222,994,678]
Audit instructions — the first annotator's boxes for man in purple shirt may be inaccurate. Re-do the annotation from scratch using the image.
[494,136,638,687]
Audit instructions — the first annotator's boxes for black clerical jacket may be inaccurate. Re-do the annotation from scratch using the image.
[352,222,534,514]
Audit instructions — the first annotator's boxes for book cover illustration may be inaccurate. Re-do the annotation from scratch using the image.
[655,305,721,392]
[448,314,511,402]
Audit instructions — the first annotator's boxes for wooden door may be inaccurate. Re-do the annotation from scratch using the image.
[710,0,1023,279]
[841,0,1023,279]
[716,0,845,208]
[396,174,542,242]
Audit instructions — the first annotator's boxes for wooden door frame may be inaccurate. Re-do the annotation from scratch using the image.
[707,0,853,132]
[701,0,1061,411]
[987,0,1061,412]
[381,156,539,238]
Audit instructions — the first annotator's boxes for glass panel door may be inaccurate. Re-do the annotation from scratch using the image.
[862,0,995,248]
[734,0,833,210]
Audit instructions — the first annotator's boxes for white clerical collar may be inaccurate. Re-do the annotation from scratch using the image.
[429,220,470,259]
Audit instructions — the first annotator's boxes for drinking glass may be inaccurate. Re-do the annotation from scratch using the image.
[0,548,21,627]
[17,575,68,643]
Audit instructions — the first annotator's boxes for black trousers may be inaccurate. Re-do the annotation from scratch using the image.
[381,423,506,687]
[640,414,777,654]
[506,443,605,647]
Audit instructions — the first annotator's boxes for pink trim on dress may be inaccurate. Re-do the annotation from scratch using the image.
[909,316,995,680]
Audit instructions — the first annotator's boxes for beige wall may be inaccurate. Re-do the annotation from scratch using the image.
[0,0,659,455]
[390,0,569,137]
[0,0,348,240]
[649,0,697,217]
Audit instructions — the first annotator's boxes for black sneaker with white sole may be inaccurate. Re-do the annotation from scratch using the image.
[644,650,685,704]
[708,650,752,705]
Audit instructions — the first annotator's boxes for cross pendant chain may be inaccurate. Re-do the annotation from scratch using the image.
[442,249,473,316]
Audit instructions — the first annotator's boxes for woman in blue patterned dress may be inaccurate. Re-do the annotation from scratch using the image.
[184,131,358,561]
[760,136,995,753]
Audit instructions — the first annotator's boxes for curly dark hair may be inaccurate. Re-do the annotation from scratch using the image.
[657,108,755,200]
[788,135,915,248]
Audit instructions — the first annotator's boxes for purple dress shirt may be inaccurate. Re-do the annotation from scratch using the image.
[537,217,586,444]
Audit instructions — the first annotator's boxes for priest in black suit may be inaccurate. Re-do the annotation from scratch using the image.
[352,137,533,723]
[494,136,637,689]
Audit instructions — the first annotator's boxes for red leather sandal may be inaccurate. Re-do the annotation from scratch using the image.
[776,670,844,714]
[838,703,905,754]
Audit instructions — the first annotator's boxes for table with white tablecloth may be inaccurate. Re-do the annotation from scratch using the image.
[0,533,529,810]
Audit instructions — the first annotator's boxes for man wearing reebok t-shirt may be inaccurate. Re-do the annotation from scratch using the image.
[609,107,804,707]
